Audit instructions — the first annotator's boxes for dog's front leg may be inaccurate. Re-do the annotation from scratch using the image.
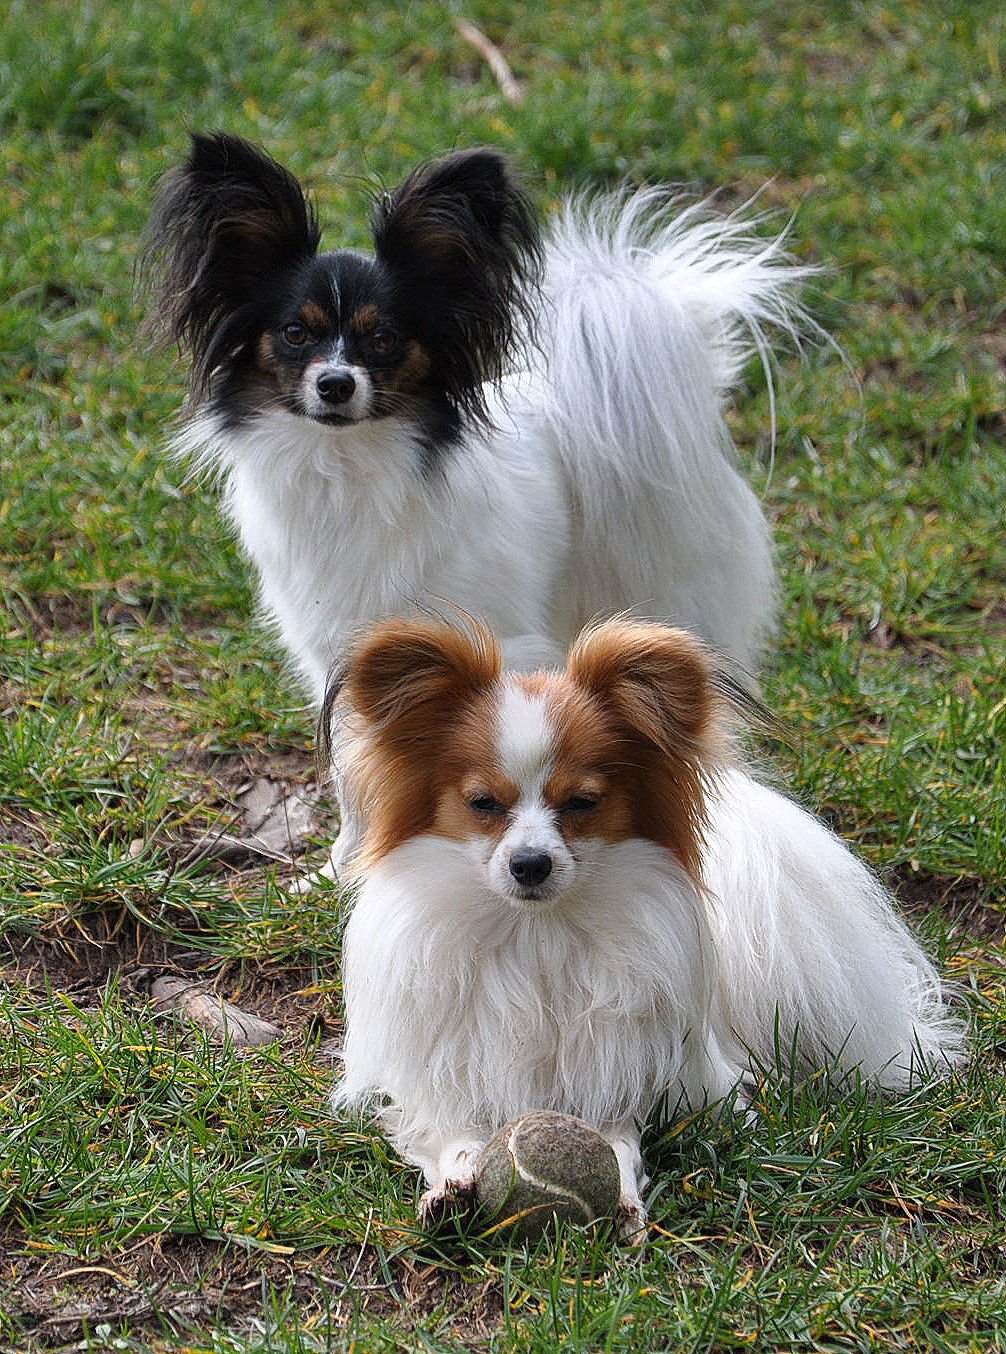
[311,692,364,887]
[602,1122,649,1245]
[287,785,362,895]
[323,798,363,881]
[416,1135,488,1230]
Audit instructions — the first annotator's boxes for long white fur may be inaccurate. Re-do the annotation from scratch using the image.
[335,833,740,1232]
[175,193,810,703]
[703,770,965,1088]
[334,698,966,1235]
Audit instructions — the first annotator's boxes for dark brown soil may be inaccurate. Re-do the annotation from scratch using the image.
[0,1227,503,1351]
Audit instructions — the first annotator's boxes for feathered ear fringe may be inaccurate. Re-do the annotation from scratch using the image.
[321,617,503,865]
[371,148,543,433]
[141,132,321,395]
[317,612,501,781]
[566,619,722,882]
[330,616,501,742]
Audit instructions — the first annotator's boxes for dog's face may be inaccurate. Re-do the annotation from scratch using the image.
[249,253,434,428]
[427,675,631,906]
[333,618,721,906]
[146,134,542,445]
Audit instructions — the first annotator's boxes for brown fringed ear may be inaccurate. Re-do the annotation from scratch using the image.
[566,620,720,881]
[567,621,715,751]
[335,618,503,861]
[342,617,502,733]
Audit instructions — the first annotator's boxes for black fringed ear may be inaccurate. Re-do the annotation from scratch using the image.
[142,133,321,393]
[371,148,542,432]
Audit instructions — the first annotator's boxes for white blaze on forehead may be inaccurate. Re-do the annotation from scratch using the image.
[487,680,573,898]
[496,680,554,792]
[309,335,346,365]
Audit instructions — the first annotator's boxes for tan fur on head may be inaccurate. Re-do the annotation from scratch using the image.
[334,616,725,884]
[337,617,503,866]
[565,621,720,882]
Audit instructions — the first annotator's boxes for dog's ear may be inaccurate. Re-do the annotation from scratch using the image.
[329,619,502,866]
[339,617,502,734]
[567,621,719,879]
[372,149,530,266]
[567,621,716,753]
[142,133,321,389]
[370,149,542,428]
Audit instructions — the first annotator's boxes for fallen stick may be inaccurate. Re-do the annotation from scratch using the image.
[455,17,525,105]
[148,975,282,1047]
[175,831,295,868]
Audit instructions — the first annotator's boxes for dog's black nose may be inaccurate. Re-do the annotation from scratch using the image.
[316,370,356,404]
[509,849,553,887]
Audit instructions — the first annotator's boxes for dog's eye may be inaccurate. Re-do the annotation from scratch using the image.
[561,795,599,814]
[282,322,310,347]
[469,792,505,815]
[370,329,398,355]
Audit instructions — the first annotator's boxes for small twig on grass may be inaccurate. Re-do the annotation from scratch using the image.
[455,18,525,105]
[175,830,294,868]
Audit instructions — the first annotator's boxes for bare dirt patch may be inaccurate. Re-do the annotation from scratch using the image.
[0,1227,504,1352]
[892,866,1005,942]
[2,709,341,1046]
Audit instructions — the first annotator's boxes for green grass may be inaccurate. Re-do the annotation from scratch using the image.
[2,0,1005,1349]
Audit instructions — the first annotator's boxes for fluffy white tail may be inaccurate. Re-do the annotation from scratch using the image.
[535,192,814,670]
[540,190,812,494]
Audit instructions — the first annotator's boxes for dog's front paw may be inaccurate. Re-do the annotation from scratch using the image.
[616,1196,648,1247]
[419,1177,478,1232]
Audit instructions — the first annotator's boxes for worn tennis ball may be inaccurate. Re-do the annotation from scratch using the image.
[474,1111,621,1242]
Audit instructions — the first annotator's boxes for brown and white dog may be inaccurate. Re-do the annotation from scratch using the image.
[328,617,965,1239]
